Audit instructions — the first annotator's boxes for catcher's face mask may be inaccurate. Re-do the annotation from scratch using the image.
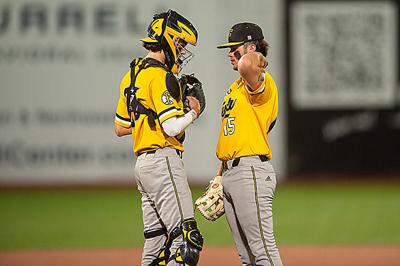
[175,38,195,74]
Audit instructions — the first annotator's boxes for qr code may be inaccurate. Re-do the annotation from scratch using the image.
[291,2,396,109]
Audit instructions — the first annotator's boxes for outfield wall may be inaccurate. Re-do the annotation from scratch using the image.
[0,0,286,185]
[2,0,399,185]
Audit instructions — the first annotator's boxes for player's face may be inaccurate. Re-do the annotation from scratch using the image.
[176,39,188,53]
[174,38,194,73]
[228,44,246,70]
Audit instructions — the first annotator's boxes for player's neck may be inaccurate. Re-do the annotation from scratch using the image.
[146,51,165,65]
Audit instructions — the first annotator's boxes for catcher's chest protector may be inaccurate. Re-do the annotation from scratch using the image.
[124,58,175,128]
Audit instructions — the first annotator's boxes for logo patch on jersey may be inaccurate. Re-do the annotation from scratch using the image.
[221,97,236,118]
[161,90,173,105]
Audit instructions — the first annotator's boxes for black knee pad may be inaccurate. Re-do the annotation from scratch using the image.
[179,239,201,265]
[175,218,203,266]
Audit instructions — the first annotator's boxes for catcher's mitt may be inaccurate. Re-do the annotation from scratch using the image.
[195,175,224,221]
[179,74,206,115]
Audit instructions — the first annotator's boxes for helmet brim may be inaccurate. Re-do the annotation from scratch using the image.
[141,37,159,43]
[216,41,244,49]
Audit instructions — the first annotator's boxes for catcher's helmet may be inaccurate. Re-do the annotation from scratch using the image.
[142,10,198,74]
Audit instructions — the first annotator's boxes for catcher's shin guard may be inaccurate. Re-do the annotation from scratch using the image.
[149,226,182,266]
[173,218,203,266]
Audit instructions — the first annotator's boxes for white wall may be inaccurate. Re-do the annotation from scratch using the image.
[0,0,286,185]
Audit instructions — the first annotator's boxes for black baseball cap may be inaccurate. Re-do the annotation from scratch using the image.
[217,22,264,49]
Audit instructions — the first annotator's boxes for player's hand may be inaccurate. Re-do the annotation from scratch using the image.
[186,96,200,118]
[239,52,267,70]
[238,52,268,91]
[257,52,268,69]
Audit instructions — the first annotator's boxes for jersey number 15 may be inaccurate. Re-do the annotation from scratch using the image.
[223,117,235,136]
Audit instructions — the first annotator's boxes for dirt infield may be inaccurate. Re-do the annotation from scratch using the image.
[1,246,400,266]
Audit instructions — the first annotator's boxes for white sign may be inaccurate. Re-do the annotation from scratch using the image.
[0,0,286,184]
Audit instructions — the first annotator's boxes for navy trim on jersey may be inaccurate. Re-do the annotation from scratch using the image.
[268,119,277,133]
[115,113,131,122]
[158,106,177,117]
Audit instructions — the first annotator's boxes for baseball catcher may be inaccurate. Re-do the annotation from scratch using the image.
[179,74,206,115]
[195,175,225,221]
[114,9,205,266]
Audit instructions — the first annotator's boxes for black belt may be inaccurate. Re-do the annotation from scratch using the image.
[138,149,183,158]
[231,155,269,168]
[142,150,156,155]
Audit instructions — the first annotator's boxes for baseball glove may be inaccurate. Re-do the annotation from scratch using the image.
[179,74,206,115]
[195,175,224,221]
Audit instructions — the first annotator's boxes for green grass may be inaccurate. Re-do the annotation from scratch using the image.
[0,189,143,249]
[274,183,400,244]
[0,183,399,250]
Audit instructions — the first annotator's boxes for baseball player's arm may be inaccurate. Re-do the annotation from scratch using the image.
[238,52,267,92]
[114,123,132,137]
[161,109,197,137]
[216,162,223,176]
[114,70,132,137]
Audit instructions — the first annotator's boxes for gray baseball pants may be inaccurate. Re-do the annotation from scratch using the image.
[134,147,194,266]
[222,155,283,266]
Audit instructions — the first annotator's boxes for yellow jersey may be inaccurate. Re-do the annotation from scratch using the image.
[216,71,278,161]
[114,58,185,155]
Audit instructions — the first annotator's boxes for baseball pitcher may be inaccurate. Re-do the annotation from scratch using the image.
[114,10,205,266]
[196,22,283,266]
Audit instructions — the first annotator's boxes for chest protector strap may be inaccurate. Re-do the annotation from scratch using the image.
[124,58,161,128]
[124,58,186,143]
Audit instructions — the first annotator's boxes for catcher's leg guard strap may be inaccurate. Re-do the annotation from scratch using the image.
[144,228,167,239]
[149,225,182,266]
